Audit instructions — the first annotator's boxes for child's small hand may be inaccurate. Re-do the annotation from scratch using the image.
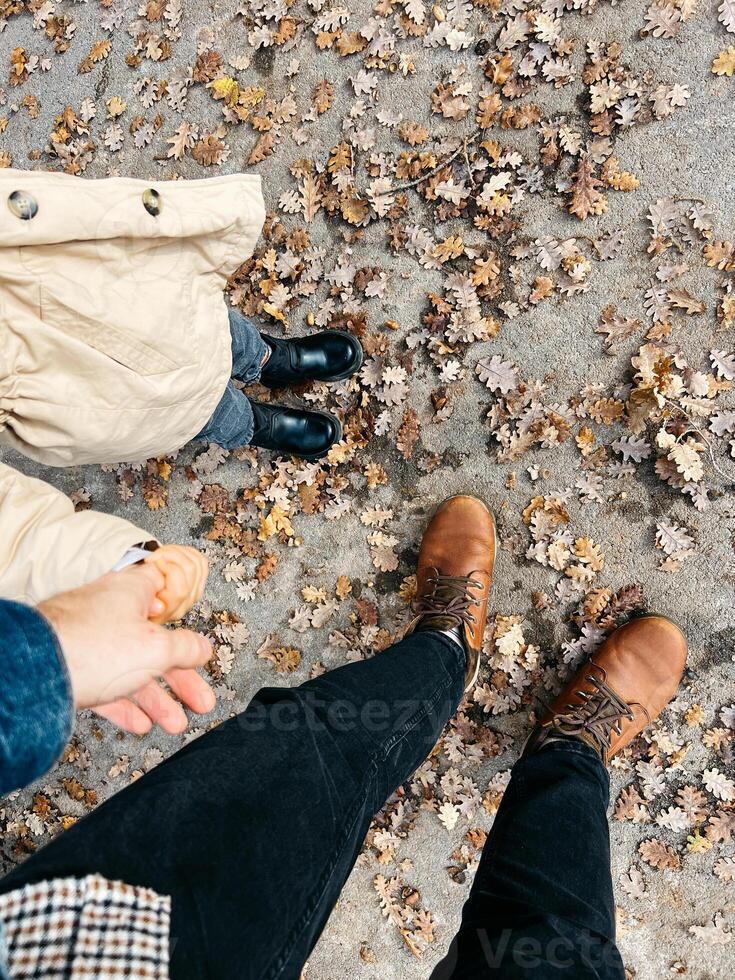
[144,545,209,623]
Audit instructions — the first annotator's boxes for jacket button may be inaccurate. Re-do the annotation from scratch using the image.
[7,190,38,220]
[142,188,161,216]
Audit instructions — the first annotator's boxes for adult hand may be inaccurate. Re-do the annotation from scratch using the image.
[38,564,216,735]
[144,544,209,624]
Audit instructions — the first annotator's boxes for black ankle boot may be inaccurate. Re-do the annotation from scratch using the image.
[260,331,363,388]
[249,402,342,460]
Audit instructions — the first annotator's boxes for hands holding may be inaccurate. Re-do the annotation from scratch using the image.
[38,547,215,736]
[143,544,210,624]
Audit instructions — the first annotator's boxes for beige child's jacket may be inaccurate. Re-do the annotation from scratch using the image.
[0,168,265,604]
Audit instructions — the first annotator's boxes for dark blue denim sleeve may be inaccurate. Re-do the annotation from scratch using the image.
[0,601,74,796]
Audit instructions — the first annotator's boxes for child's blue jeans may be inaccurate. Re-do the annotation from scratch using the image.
[195,309,268,448]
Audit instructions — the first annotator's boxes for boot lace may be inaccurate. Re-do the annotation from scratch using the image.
[416,572,482,628]
[543,669,642,755]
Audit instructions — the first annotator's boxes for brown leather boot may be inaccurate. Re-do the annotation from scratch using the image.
[525,615,687,764]
[405,495,496,691]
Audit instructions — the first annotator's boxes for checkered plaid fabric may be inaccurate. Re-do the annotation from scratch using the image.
[0,875,171,979]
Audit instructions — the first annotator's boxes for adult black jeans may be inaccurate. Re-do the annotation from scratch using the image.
[431,739,625,978]
[0,632,624,979]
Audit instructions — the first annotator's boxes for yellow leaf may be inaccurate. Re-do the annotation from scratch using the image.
[712,47,735,77]
[686,830,712,853]
[239,85,266,108]
[211,76,240,106]
[10,47,27,79]
[529,275,554,304]
[601,158,640,192]
[106,96,127,118]
[316,30,337,50]
[328,142,352,173]
[90,40,112,63]
[684,704,704,726]
[472,254,501,285]
[575,426,596,457]
[258,505,294,541]
[302,585,327,604]
[261,302,287,324]
[433,235,464,263]
[327,440,352,465]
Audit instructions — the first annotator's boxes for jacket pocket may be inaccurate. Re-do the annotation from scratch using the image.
[39,284,180,377]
